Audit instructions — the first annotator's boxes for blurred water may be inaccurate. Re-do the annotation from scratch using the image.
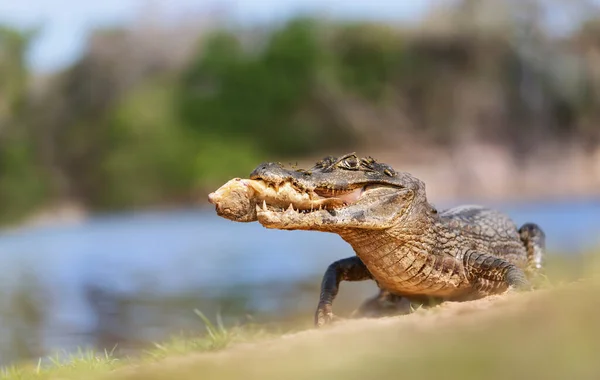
[0,200,598,362]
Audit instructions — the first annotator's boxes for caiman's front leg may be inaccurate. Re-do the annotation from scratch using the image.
[315,256,373,327]
[463,251,531,294]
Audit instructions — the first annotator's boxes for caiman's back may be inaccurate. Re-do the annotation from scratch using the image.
[439,205,529,269]
[340,203,543,301]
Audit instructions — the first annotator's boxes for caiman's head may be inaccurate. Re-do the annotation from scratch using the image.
[248,153,432,232]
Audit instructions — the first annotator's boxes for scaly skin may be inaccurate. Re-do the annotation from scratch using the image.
[209,153,546,327]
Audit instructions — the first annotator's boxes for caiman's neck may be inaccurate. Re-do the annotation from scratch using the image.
[335,209,451,295]
[337,206,442,259]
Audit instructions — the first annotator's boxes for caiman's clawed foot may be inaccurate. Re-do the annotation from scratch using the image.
[350,289,412,319]
[506,281,533,294]
[505,265,533,292]
[314,303,343,327]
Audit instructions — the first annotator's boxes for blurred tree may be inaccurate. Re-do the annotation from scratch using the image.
[0,26,48,223]
[178,18,358,157]
[97,77,201,208]
[569,17,600,148]
[30,25,204,209]
[0,26,29,131]
[330,23,404,101]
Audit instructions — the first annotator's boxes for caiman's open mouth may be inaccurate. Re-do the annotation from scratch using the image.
[210,154,417,228]
[208,176,402,223]
[249,178,391,215]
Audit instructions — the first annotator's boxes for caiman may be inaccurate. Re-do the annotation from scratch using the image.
[208,153,546,327]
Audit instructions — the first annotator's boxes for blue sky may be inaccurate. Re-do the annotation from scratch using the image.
[0,0,435,73]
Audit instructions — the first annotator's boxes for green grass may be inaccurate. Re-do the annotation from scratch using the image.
[145,310,275,360]
[0,311,274,380]
[0,349,121,380]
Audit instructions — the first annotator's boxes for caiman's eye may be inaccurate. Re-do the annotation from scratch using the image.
[340,156,359,170]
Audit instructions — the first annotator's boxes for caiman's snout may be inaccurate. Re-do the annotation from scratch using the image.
[249,161,298,183]
[207,178,258,223]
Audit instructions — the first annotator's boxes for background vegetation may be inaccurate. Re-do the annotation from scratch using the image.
[1,0,600,224]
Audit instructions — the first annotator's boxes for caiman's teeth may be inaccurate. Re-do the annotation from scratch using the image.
[255,205,261,213]
[262,200,268,211]
[286,203,294,213]
[274,183,280,192]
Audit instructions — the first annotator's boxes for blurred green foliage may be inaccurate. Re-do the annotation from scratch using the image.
[0,27,49,223]
[178,18,355,156]
[99,77,199,208]
[1,1,600,223]
[330,23,405,100]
